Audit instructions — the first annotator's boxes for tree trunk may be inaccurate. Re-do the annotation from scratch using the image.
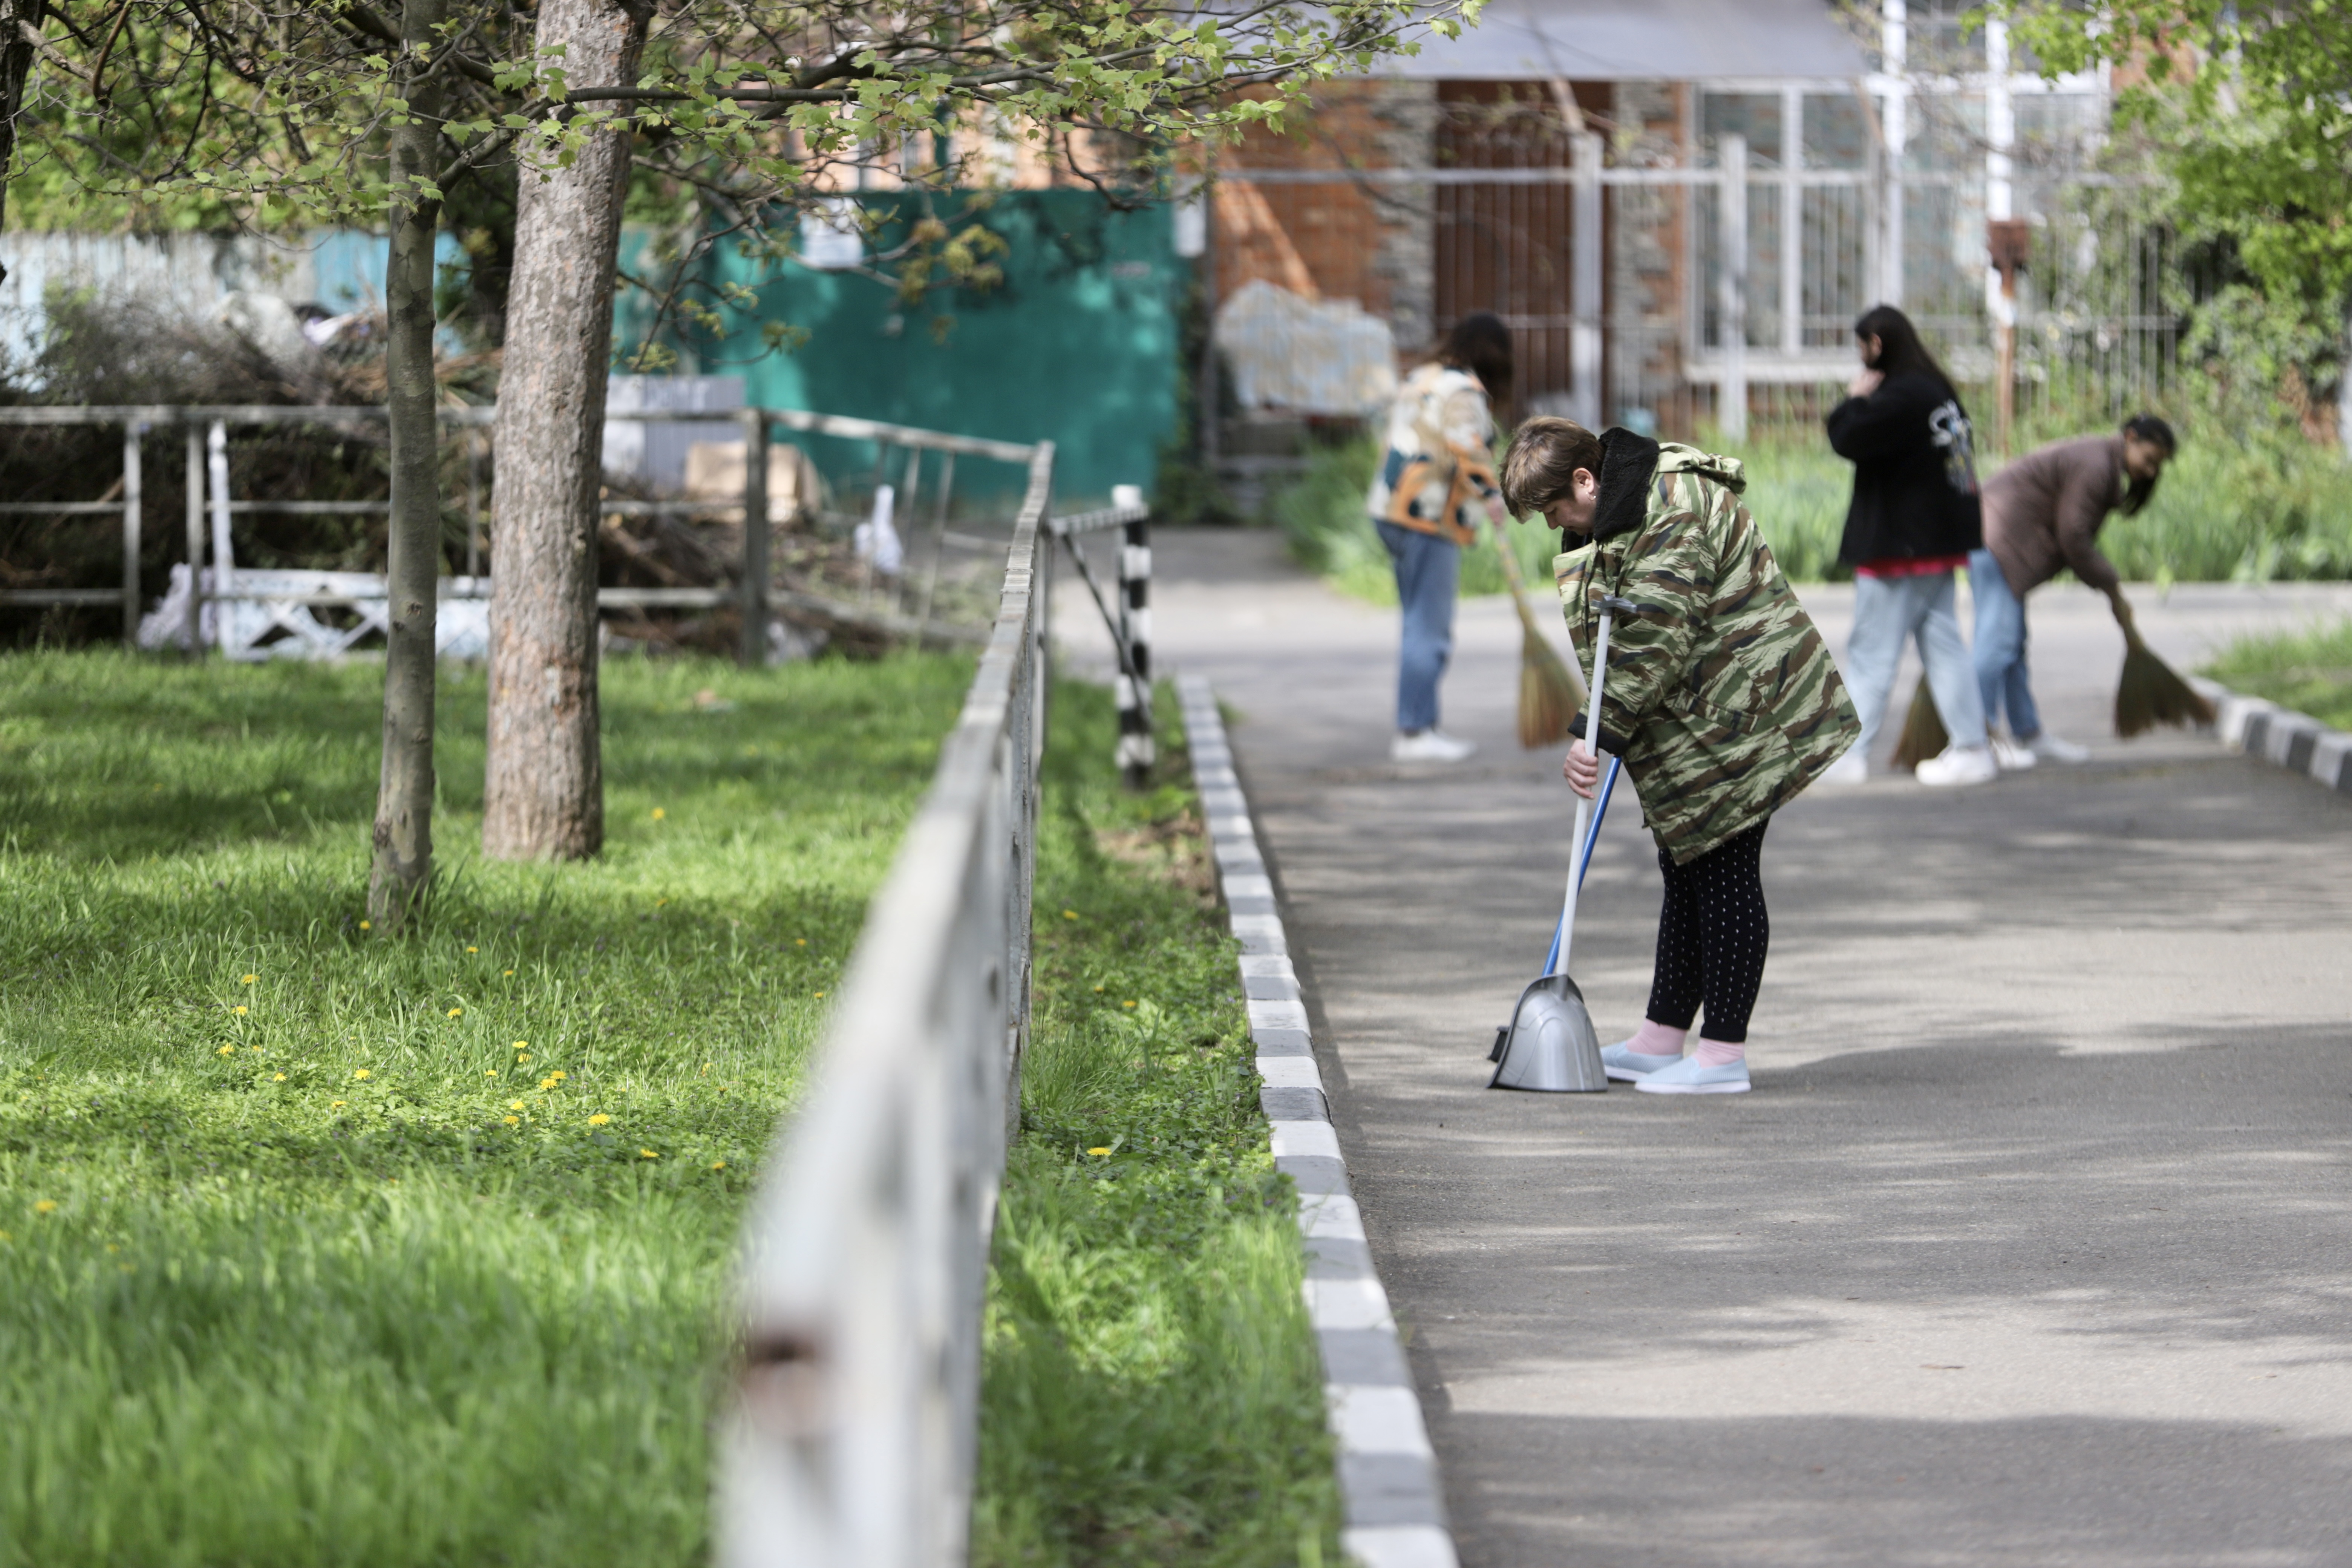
[366,0,449,926]
[0,0,50,282]
[481,0,649,861]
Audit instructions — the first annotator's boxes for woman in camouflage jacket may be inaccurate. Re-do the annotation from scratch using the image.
[1499,420,1860,1095]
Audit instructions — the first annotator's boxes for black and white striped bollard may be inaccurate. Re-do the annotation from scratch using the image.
[1114,485,1153,787]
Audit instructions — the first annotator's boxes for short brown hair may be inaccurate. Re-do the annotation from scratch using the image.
[1501,416,1604,517]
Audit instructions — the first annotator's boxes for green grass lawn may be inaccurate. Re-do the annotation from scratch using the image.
[0,651,1337,1568]
[0,648,969,1567]
[2203,617,2352,730]
[977,683,1340,1567]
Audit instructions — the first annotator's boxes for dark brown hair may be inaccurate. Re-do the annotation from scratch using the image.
[1854,303,1958,398]
[1500,416,1605,518]
[2119,413,2177,516]
[1438,311,1514,405]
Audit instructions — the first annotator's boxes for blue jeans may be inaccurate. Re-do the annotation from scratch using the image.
[1969,548,2042,740]
[1377,520,1459,732]
[1843,569,1989,762]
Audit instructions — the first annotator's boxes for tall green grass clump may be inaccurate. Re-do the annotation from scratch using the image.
[2203,616,2352,729]
[0,648,971,1568]
[974,682,1340,1568]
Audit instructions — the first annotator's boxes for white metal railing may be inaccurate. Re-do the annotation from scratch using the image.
[0,403,1033,663]
[718,442,1055,1568]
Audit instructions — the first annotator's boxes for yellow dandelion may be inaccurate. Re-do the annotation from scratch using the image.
[513,1041,528,1051]
[504,1115,521,1126]
[1122,1000,1138,1009]
[550,1069,567,1081]
[813,991,825,999]
[352,1069,371,1081]
[331,1100,346,1109]
[484,1069,498,1077]
[640,1148,660,1159]
[241,974,257,985]
[517,1052,530,1061]
[509,1099,525,1111]
[232,1005,248,1016]
[1092,984,1105,993]
[466,946,478,954]
[503,969,515,977]
[1063,910,1078,921]
[34,1200,58,1213]
[539,1076,558,1090]
[217,1045,236,1056]
[651,807,666,821]
[588,1113,611,1126]
[359,920,372,931]
[794,938,807,947]
[710,1160,726,1171]
[447,1007,462,1018]
[1086,1147,1112,1157]
[273,1073,286,1082]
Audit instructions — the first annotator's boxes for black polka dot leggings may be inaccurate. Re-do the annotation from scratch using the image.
[1645,817,1770,1044]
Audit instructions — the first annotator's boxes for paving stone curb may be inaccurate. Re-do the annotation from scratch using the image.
[1176,675,1459,1568]
[2189,677,2352,797]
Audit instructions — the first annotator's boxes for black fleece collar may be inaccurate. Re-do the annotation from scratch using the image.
[1590,427,1660,544]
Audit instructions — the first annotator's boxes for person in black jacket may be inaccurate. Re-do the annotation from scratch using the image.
[1819,305,1996,787]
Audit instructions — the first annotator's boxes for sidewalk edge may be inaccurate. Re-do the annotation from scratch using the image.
[2189,677,2352,797]
[1177,675,1460,1568]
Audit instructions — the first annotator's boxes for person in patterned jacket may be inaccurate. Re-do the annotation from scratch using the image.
[1500,418,1860,1095]
[1365,311,1513,763]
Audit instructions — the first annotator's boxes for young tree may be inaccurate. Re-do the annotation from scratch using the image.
[481,0,647,862]
[2000,3,2352,377]
[15,0,1483,877]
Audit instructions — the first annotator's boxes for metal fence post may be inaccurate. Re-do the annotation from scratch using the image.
[740,407,769,668]
[1719,133,1749,441]
[207,420,233,656]
[1571,131,1605,430]
[183,421,204,659]
[120,423,142,646]
[1116,511,1153,786]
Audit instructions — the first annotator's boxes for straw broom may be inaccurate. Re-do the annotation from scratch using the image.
[2115,622,2215,737]
[1491,528,1584,748]
[1890,679,1948,771]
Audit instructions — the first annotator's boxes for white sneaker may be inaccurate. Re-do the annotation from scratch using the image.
[1601,1043,1685,1082]
[1391,729,1476,763]
[1914,744,1998,787]
[1990,736,2038,771]
[1635,1054,1752,1095]
[2026,732,2091,764]
[1817,749,1867,787]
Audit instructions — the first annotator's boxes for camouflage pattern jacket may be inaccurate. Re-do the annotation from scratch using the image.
[1555,431,1860,864]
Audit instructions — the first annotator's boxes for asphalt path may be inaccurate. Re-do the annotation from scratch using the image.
[1057,528,2352,1568]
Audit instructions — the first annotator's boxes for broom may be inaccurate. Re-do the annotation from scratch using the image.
[2115,623,2216,737]
[1890,679,1948,771]
[1491,528,1585,748]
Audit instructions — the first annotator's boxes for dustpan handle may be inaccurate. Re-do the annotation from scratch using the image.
[1550,604,1616,977]
[1541,753,1620,974]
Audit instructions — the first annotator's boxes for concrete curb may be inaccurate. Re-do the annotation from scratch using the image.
[1176,675,1459,1568]
[2190,677,2352,796]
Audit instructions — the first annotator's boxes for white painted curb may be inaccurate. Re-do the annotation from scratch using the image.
[1177,675,1460,1568]
[2189,677,2352,797]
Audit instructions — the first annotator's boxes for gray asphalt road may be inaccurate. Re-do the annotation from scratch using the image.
[1058,529,2352,1568]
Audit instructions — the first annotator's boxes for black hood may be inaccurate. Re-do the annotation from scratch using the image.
[1591,427,1661,544]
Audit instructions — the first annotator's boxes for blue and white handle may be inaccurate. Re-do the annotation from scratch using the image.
[1548,600,1620,978]
[1540,753,1620,975]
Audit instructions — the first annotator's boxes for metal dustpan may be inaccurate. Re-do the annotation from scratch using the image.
[1490,969,1606,1091]
[1490,594,1632,1093]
